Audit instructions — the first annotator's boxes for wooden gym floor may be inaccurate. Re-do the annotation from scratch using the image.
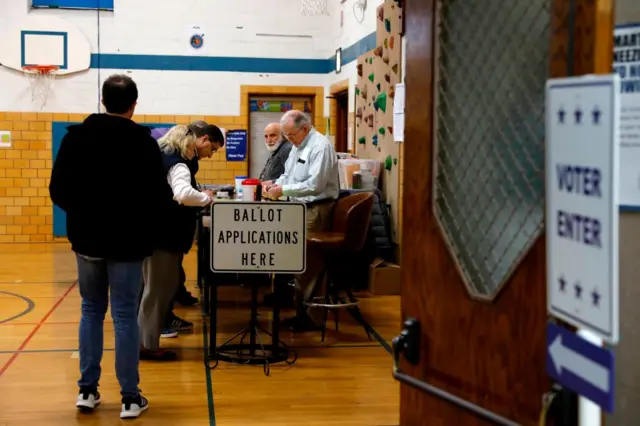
[0,243,400,426]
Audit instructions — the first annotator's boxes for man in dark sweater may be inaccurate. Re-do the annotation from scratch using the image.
[259,122,292,182]
[49,74,167,419]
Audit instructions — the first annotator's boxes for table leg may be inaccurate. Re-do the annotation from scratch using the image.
[271,274,280,347]
[209,277,217,359]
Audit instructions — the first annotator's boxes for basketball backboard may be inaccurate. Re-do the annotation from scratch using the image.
[0,15,91,75]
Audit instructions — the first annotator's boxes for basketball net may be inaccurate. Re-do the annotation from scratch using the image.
[301,0,329,16]
[22,65,59,109]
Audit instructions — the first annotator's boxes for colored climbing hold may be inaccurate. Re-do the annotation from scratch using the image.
[358,136,366,145]
[385,18,391,33]
[384,38,389,49]
[368,73,374,82]
[355,107,362,119]
[357,64,363,76]
[361,85,368,97]
[355,87,360,95]
[378,127,386,135]
[372,135,379,146]
[366,114,374,127]
[377,6,384,21]
[378,147,381,152]
[384,74,390,83]
[374,46,383,57]
[382,51,390,64]
[373,102,379,112]
[375,92,388,113]
[376,83,381,91]
[384,155,392,170]
[389,86,395,99]
[393,157,398,165]
[388,126,393,134]
[390,36,395,49]
[392,64,399,74]
[369,57,373,64]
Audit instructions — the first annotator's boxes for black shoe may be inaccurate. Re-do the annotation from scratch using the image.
[120,394,149,419]
[174,291,198,306]
[76,387,101,412]
[263,291,295,308]
[166,315,193,333]
[283,315,322,332]
[140,347,178,361]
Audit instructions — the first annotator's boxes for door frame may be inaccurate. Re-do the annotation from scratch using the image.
[241,85,325,174]
[329,79,351,153]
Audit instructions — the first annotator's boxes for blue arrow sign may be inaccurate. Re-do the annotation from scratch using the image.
[546,323,615,412]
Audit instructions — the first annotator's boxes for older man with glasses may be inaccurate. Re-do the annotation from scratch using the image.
[262,110,340,331]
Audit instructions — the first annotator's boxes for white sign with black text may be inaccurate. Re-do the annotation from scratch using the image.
[210,201,307,274]
[546,74,620,344]
[613,23,640,207]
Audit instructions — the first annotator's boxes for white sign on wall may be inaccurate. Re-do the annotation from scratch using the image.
[546,74,620,344]
[0,131,11,148]
[613,24,640,207]
[210,201,307,274]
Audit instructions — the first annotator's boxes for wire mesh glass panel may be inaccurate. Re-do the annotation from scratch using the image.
[433,0,551,300]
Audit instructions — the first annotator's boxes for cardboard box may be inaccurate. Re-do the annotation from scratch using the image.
[368,257,401,295]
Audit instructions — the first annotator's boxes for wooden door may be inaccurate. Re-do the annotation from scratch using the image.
[398,0,614,425]
[334,91,349,153]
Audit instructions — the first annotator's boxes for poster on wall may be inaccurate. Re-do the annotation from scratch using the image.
[226,130,247,162]
[614,23,640,208]
[185,24,207,55]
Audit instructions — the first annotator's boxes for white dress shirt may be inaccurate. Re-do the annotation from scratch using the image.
[275,128,339,203]
[167,163,211,206]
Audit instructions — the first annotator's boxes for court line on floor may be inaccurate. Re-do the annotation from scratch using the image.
[0,280,77,285]
[0,346,206,355]
[0,281,77,378]
[0,291,35,324]
[202,320,216,426]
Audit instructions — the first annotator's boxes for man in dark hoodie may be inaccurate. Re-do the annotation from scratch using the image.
[49,74,167,419]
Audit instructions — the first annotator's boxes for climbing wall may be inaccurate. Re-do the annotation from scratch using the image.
[355,0,403,243]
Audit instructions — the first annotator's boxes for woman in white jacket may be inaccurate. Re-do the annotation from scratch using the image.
[138,125,212,361]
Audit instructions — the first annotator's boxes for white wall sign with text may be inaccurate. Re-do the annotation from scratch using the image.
[613,24,640,208]
[546,74,620,344]
[0,131,11,148]
[210,201,307,274]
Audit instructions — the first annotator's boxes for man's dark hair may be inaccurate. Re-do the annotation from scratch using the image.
[190,121,225,147]
[102,74,138,114]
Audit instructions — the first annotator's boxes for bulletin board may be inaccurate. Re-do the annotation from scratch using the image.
[354,0,403,242]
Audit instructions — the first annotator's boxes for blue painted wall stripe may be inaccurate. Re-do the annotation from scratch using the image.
[32,0,114,9]
[90,32,376,73]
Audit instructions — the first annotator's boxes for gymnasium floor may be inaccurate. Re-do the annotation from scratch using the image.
[0,243,400,426]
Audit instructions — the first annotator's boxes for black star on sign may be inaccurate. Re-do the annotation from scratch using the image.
[574,281,583,299]
[557,108,566,124]
[592,289,601,307]
[574,108,583,124]
[558,276,567,292]
[592,107,601,125]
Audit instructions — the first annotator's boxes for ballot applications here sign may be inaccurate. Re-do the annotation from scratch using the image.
[210,202,307,274]
[546,75,620,343]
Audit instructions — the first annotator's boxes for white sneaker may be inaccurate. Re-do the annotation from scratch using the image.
[76,389,101,411]
[120,394,149,419]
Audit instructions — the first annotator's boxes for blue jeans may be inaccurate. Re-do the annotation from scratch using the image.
[76,254,142,398]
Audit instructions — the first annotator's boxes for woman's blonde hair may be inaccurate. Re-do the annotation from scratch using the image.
[157,125,196,159]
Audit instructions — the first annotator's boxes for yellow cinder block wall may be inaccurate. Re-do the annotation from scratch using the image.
[0,111,249,243]
[0,84,326,243]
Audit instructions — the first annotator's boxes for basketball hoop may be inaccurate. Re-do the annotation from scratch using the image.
[22,65,59,109]
[301,0,329,16]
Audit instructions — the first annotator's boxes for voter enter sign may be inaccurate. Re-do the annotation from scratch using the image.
[210,201,307,274]
[545,75,620,344]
